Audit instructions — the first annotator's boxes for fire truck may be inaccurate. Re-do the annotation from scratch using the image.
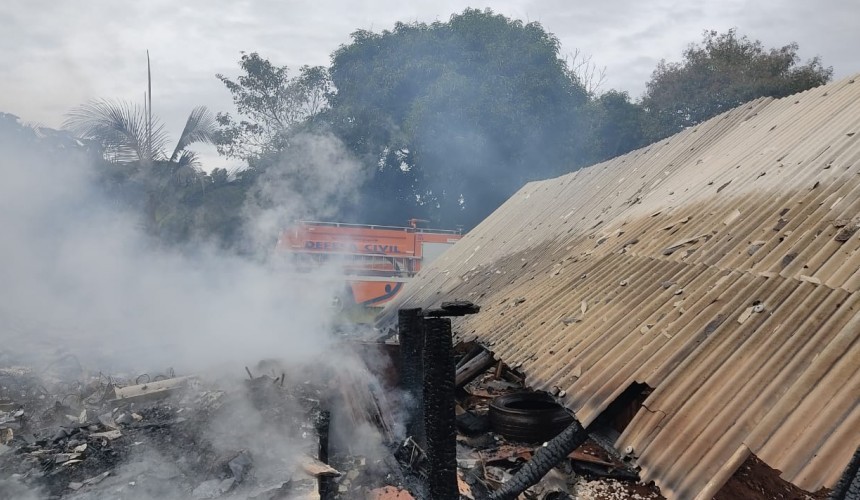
[277,220,462,310]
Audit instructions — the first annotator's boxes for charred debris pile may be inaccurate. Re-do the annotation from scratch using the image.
[1,301,825,499]
[385,301,834,500]
[391,302,663,500]
[0,343,406,500]
[0,312,657,500]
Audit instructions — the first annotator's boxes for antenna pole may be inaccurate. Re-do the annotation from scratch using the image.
[146,50,152,161]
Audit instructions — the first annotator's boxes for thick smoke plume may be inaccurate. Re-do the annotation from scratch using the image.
[0,118,400,497]
[243,133,369,254]
[0,125,366,373]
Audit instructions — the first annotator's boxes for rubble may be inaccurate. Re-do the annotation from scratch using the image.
[4,315,809,500]
[0,294,840,500]
[0,343,411,500]
[382,329,669,499]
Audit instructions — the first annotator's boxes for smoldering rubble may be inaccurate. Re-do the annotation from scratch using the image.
[0,118,405,499]
[0,330,672,500]
[0,341,408,500]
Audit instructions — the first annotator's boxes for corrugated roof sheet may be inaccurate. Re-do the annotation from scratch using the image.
[379,75,860,499]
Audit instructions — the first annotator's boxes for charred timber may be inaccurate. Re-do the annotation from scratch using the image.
[455,350,495,388]
[489,420,589,500]
[424,300,480,317]
[422,317,458,500]
[830,445,860,500]
[316,410,334,500]
[398,308,425,444]
[456,344,486,370]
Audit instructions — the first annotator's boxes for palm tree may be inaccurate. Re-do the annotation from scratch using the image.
[64,100,219,237]
[63,100,216,168]
[61,53,225,240]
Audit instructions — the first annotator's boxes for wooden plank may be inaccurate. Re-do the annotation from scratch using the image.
[299,455,341,477]
[109,376,192,403]
[455,350,495,387]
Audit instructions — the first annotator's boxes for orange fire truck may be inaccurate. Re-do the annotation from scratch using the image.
[277,220,462,309]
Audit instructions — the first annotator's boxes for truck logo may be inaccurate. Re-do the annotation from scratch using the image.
[304,241,402,254]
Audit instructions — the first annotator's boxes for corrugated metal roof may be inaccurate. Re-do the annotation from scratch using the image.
[380,75,860,499]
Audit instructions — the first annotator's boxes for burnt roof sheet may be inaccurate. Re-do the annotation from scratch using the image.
[379,75,860,499]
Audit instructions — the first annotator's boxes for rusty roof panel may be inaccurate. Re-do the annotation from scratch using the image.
[380,75,860,498]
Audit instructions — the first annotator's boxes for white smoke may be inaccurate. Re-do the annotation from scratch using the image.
[0,124,367,374]
[0,101,402,500]
[243,133,370,254]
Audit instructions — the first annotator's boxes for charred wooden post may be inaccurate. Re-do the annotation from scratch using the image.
[422,317,458,500]
[317,410,330,463]
[489,420,589,500]
[398,308,425,443]
[316,409,335,500]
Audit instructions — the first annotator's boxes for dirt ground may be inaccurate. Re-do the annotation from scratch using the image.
[714,454,830,500]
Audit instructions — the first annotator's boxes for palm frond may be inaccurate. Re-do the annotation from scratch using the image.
[64,99,169,162]
[170,106,217,161]
[175,149,201,168]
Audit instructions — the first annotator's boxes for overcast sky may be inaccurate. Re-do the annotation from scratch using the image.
[1,0,856,168]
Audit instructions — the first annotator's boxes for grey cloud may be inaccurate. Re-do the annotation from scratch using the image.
[0,0,856,159]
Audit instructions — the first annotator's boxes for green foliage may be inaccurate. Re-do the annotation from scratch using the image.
[586,90,647,162]
[170,106,217,162]
[64,99,231,245]
[144,165,249,247]
[215,53,331,162]
[29,22,836,251]
[641,29,832,142]
[327,8,592,227]
[65,100,216,168]
[64,99,170,162]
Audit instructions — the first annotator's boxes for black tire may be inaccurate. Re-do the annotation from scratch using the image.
[831,447,860,500]
[489,391,574,443]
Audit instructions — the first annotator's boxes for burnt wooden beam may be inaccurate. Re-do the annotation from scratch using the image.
[455,349,495,388]
[456,344,485,370]
[316,410,335,500]
[422,317,458,500]
[398,308,425,444]
[423,300,480,317]
[489,420,589,500]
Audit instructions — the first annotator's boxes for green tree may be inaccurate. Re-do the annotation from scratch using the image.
[641,29,832,142]
[327,8,592,228]
[215,53,331,163]
[64,100,217,167]
[64,100,219,239]
[586,90,646,162]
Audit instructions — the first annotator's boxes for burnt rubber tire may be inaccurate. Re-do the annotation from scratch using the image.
[831,447,860,500]
[489,391,574,443]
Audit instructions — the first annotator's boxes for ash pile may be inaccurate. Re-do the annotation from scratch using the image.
[0,344,408,500]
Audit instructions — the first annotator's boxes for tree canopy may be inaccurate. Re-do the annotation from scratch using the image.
[326,8,593,227]
[64,99,217,167]
[40,20,837,251]
[210,21,834,233]
[61,98,249,246]
[641,29,832,142]
[215,53,330,163]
